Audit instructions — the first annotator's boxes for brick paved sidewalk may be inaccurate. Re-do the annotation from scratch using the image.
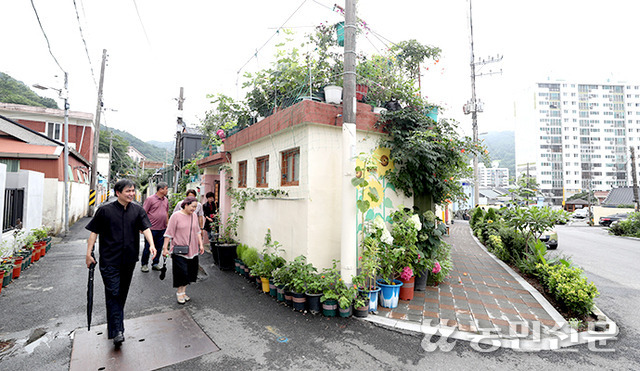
[369,221,566,342]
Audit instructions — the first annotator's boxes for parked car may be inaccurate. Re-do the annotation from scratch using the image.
[539,229,558,250]
[572,209,589,219]
[599,213,629,227]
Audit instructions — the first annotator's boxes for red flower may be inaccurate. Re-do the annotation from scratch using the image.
[461,149,465,153]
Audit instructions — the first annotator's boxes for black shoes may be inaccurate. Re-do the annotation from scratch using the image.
[113,331,125,347]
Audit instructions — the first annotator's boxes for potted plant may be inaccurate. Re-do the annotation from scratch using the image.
[235,244,248,274]
[0,261,14,287]
[263,229,286,297]
[336,281,357,318]
[241,247,259,282]
[318,260,341,317]
[376,208,422,307]
[250,257,271,293]
[214,207,241,270]
[352,290,369,318]
[415,210,447,290]
[305,273,325,315]
[288,256,316,312]
[272,265,292,302]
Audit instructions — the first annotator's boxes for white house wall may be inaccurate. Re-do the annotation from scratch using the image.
[42,179,63,234]
[69,182,89,224]
[23,170,44,230]
[232,124,310,262]
[232,122,412,270]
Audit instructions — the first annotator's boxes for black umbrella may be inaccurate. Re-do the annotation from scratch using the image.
[159,255,168,280]
[87,248,96,331]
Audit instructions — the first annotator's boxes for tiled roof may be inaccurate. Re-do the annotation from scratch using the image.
[603,187,637,206]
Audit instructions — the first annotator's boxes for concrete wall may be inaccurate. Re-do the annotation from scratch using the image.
[593,206,637,222]
[41,178,89,234]
[42,179,63,233]
[6,170,44,231]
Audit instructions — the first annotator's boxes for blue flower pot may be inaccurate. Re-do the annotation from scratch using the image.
[359,287,381,313]
[377,279,403,308]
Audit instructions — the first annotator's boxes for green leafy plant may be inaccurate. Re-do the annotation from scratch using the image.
[31,226,50,241]
[469,207,485,229]
[236,244,248,262]
[318,260,342,300]
[353,290,368,309]
[502,206,567,253]
[241,247,259,271]
[536,263,599,317]
[286,256,317,293]
[378,208,421,284]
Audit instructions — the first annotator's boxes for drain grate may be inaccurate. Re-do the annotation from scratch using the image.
[70,309,219,370]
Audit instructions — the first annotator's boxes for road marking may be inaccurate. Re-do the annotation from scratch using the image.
[265,326,289,343]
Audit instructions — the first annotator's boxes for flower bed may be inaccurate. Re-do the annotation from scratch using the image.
[469,206,599,324]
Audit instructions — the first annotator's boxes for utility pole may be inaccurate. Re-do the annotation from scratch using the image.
[464,0,502,208]
[631,146,639,212]
[340,0,357,283]
[173,87,185,192]
[89,49,107,216]
[108,131,113,187]
[62,72,70,235]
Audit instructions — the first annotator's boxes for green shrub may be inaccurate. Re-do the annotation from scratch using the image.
[486,234,510,261]
[236,244,248,261]
[609,212,640,237]
[484,208,498,223]
[536,263,599,317]
[242,247,259,269]
[470,207,484,229]
[498,226,526,262]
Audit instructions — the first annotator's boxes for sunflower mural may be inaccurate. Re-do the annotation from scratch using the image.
[353,147,396,226]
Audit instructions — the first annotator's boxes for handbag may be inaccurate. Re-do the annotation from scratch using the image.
[173,214,193,255]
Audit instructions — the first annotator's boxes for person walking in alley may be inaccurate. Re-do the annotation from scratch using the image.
[162,197,205,304]
[85,179,157,347]
[141,182,169,272]
[172,189,204,230]
[202,191,218,242]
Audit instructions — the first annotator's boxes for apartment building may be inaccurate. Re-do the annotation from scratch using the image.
[535,81,640,205]
[478,161,509,187]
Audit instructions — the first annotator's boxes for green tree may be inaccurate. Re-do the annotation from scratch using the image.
[510,174,540,205]
[566,190,597,203]
[0,72,59,108]
[380,108,485,211]
[99,130,137,183]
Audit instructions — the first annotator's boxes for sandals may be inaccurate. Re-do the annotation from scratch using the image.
[176,292,186,304]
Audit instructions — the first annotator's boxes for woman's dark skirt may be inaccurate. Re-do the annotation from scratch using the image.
[171,254,199,288]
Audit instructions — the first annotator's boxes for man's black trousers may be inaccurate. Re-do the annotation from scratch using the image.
[99,262,136,339]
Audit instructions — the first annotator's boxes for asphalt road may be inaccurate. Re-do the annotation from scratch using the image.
[0,218,639,370]
[551,224,640,350]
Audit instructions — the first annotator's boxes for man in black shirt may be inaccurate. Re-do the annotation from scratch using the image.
[85,179,157,347]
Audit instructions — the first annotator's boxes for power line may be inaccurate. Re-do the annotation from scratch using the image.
[236,0,309,78]
[72,0,98,89]
[30,0,65,73]
[131,0,151,46]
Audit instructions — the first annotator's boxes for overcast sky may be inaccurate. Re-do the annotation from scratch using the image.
[2,0,639,160]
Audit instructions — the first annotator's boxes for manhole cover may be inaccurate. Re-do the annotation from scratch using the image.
[70,309,219,370]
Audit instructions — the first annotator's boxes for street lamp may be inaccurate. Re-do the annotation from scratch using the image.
[34,73,70,235]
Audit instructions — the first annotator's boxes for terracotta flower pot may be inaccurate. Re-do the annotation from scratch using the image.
[399,276,415,301]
